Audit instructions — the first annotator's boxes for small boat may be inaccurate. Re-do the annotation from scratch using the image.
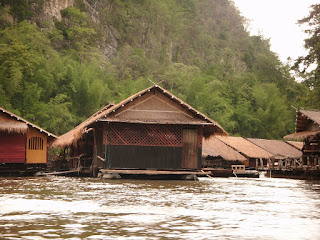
[231,165,259,178]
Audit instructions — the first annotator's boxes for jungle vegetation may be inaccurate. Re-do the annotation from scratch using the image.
[0,0,318,138]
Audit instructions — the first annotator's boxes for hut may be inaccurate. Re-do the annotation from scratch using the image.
[216,136,273,169]
[0,107,57,175]
[284,109,320,170]
[53,85,227,177]
[202,136,248,168]
[246,138,302,170]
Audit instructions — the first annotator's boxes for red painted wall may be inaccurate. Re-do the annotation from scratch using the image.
[0,134,26,163]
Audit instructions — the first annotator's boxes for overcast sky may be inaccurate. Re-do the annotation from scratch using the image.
[232,0,319,64]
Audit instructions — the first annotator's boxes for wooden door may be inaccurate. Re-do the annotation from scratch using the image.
[26,128,47,164]
[182,128,198,169]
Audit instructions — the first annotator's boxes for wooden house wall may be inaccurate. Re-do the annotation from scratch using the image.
[101,122,202,170]
[0,133,26,163]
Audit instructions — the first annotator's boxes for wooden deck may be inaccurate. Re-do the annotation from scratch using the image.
[100,169,211,180]
[100,169,210,176]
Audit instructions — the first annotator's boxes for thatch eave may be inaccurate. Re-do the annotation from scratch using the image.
[0,107,57,138]
[0,121,28,134]
[283,130,320,141]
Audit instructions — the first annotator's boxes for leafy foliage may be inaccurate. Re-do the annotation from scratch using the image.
[295,4,320,109]
[0,1,311,139]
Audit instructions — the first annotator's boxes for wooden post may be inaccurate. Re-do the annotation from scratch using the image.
[90,128,98,178]
[93,128,97,167]
[279,159,282,170]
[284,159,287,169]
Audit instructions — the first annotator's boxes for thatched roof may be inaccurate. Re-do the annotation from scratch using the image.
[0,113,28,133]
[283,130,320,141]
[0,107,57,138]
[53,85,227,148]
[52,104,114,148]
[286,141,303,151]
[247,138,302,159]
[283,109,320,141]
[216,136,273,159]
[202,137,247,161]
[300,110,320,125]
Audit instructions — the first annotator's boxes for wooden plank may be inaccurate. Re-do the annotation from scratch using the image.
[101,169,210,176]
[37,169,81,176]
[182,128,198,169]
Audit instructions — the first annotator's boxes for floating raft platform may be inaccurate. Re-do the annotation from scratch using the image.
[100,169,211,180]
[202,168,259,178]
[267,169,320,180]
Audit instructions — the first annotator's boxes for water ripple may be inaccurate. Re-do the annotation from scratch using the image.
[0,176,320,239]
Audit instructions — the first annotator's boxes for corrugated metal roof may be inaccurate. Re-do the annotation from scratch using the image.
[216,136,273,159]
[247,138,302,159]
[202,137,247,161]
[300,110,320,125]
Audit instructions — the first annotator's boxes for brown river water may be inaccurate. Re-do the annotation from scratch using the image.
[0,176,320,240]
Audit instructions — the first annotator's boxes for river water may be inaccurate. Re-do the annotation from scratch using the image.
[0,176,320,240]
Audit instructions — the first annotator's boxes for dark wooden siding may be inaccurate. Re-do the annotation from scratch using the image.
[103,123,202,170]
[0,134,26,163]
[106,145,182,169]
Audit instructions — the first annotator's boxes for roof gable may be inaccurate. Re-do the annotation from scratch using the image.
[101,87,208,124]
[300,110,320,126]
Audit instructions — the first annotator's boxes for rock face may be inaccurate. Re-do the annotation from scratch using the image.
[32,0,119,60]
[82,0,120,60]
[42,0,75,21]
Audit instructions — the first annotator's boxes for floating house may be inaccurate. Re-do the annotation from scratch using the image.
[284,109,320,170]
[52,85,227,177]
[246,138,302,170]
[202,136,248,168]
[0,107,57,175]
[216,136,273,169]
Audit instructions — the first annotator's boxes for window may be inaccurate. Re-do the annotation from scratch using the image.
[28,137,44,150]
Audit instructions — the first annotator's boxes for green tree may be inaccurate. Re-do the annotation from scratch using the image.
[295,4,320,108]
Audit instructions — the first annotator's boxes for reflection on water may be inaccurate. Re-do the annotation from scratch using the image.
[1,176,320,239]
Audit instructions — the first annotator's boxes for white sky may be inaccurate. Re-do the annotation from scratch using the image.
[232,0,319,64]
